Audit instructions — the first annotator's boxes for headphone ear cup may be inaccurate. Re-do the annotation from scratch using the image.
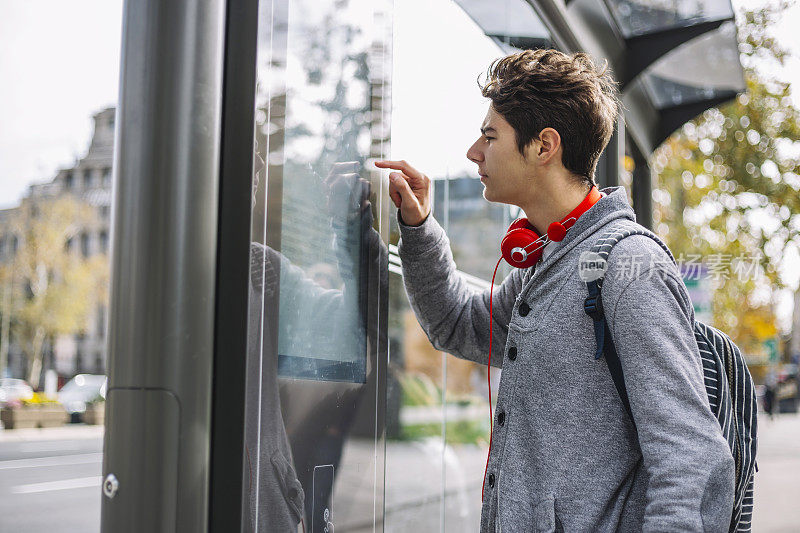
[507,217,532,232]
[501,227,543,269]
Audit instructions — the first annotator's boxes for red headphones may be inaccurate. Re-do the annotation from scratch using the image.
[500,185,603,268]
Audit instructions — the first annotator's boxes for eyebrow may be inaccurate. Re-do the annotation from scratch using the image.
[480,126,497,135]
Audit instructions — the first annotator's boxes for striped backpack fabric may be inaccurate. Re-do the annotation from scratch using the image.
[581,225,758,532]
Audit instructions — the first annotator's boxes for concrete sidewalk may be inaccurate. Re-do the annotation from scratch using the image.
[752,411,800,532]
[0,424,104,443]
[0,414,795,531]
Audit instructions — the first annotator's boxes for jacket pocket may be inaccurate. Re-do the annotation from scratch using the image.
[532,496,564,533]
[270,450,306,522]
[501,495,564,533]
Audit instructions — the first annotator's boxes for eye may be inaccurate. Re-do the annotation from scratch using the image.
[484,136,494,142]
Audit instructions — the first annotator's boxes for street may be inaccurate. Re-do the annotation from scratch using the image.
[0,414,798,532]
[753,411,800,532]
[0,426,103,533]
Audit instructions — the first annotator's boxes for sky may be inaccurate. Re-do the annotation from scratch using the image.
[0,0,798,328]
[0,0,123,209]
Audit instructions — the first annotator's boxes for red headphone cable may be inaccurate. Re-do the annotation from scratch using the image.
[482,256,504,502]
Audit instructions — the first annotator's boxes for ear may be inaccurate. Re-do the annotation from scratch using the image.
[536,128,562,164]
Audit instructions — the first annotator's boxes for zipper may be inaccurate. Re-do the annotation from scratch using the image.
[724,335,743,496]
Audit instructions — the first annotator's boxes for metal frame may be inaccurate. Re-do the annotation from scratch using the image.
[519,0,743,227]
[526,0,742,158]
[102,1,226,531]
[209,0,260,529]
[596,114,625,188]
[656,91,739,146]
[630,139,653,230]
[622,18,733,88]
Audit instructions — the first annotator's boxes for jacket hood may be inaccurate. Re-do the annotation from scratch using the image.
[525,186,637,281]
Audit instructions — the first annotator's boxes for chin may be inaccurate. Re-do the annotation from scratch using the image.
[482,188,508,205]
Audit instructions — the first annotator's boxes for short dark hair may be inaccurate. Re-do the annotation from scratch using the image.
[478,49,620,186]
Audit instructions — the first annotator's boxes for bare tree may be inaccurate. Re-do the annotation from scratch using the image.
[0,196,108,388]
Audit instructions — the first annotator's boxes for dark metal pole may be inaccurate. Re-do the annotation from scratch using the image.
[596,115,624,189]
[631,145,654,230]
[209,0,259,529]
[102,1,226,531]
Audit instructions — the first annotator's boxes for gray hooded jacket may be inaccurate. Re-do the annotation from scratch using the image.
[397,186,734,532]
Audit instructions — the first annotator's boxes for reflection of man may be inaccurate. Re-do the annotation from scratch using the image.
[306,263,339,290]
[243,158,386,532]
[378,49,734,532]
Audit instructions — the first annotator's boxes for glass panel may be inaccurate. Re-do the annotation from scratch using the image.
[604,0,733,38]
[386,0,544,530]
[642,21,744,109]
[249,0,550,529]
[246,0,391,531]
[455,0,552,50]
[444,175,507,532]
[434,177,510,281]
[384,257,447,530]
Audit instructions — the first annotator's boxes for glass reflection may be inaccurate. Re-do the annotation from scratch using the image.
[276,162,370,383]
[245,160,385,531]
[604,0,733,38]
[643,21,743,109]
[245,0,390,531]
[246,0,554,529]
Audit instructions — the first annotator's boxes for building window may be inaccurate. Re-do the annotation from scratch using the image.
[96,305,106,337]
[65,172,74,190]
[65,237,73,252]
[80,232,90,257]
[95,352,104,374]
[11,236,18,256]
[97,305,106,338]
[84,169,93,188]
[103,167,112,187]
[99,230,109,254]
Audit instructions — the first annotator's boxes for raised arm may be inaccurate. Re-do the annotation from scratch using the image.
[398,212,524,367]
[377,159,524,367]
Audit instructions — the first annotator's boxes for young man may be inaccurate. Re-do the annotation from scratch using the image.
[376,50,734,532]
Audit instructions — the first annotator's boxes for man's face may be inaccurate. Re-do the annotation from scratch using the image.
[466,106,536,207]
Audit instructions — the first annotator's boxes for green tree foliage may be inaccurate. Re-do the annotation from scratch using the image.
[0,197,108,388]
[651,1,798,354]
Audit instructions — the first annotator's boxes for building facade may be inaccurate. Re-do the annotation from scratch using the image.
[0,108,113,381]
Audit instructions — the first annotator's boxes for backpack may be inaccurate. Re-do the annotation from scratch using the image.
[581,225,757,533]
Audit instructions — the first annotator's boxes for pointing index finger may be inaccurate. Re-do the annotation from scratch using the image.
[374,160,424,181]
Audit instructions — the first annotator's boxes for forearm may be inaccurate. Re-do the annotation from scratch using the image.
[397,211,518,366]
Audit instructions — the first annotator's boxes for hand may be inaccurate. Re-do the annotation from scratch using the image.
[374,159,431,226]
[324,162,372,226]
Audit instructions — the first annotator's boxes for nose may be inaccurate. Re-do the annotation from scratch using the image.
[466,138,484,164]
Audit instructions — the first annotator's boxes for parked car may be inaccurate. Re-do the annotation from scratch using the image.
[58,374,106,423]
[0,378,35,405]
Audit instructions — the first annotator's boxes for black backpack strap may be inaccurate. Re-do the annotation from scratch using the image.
[591,225,677,290]
[583,225,677,429]
[584,279,635,428]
